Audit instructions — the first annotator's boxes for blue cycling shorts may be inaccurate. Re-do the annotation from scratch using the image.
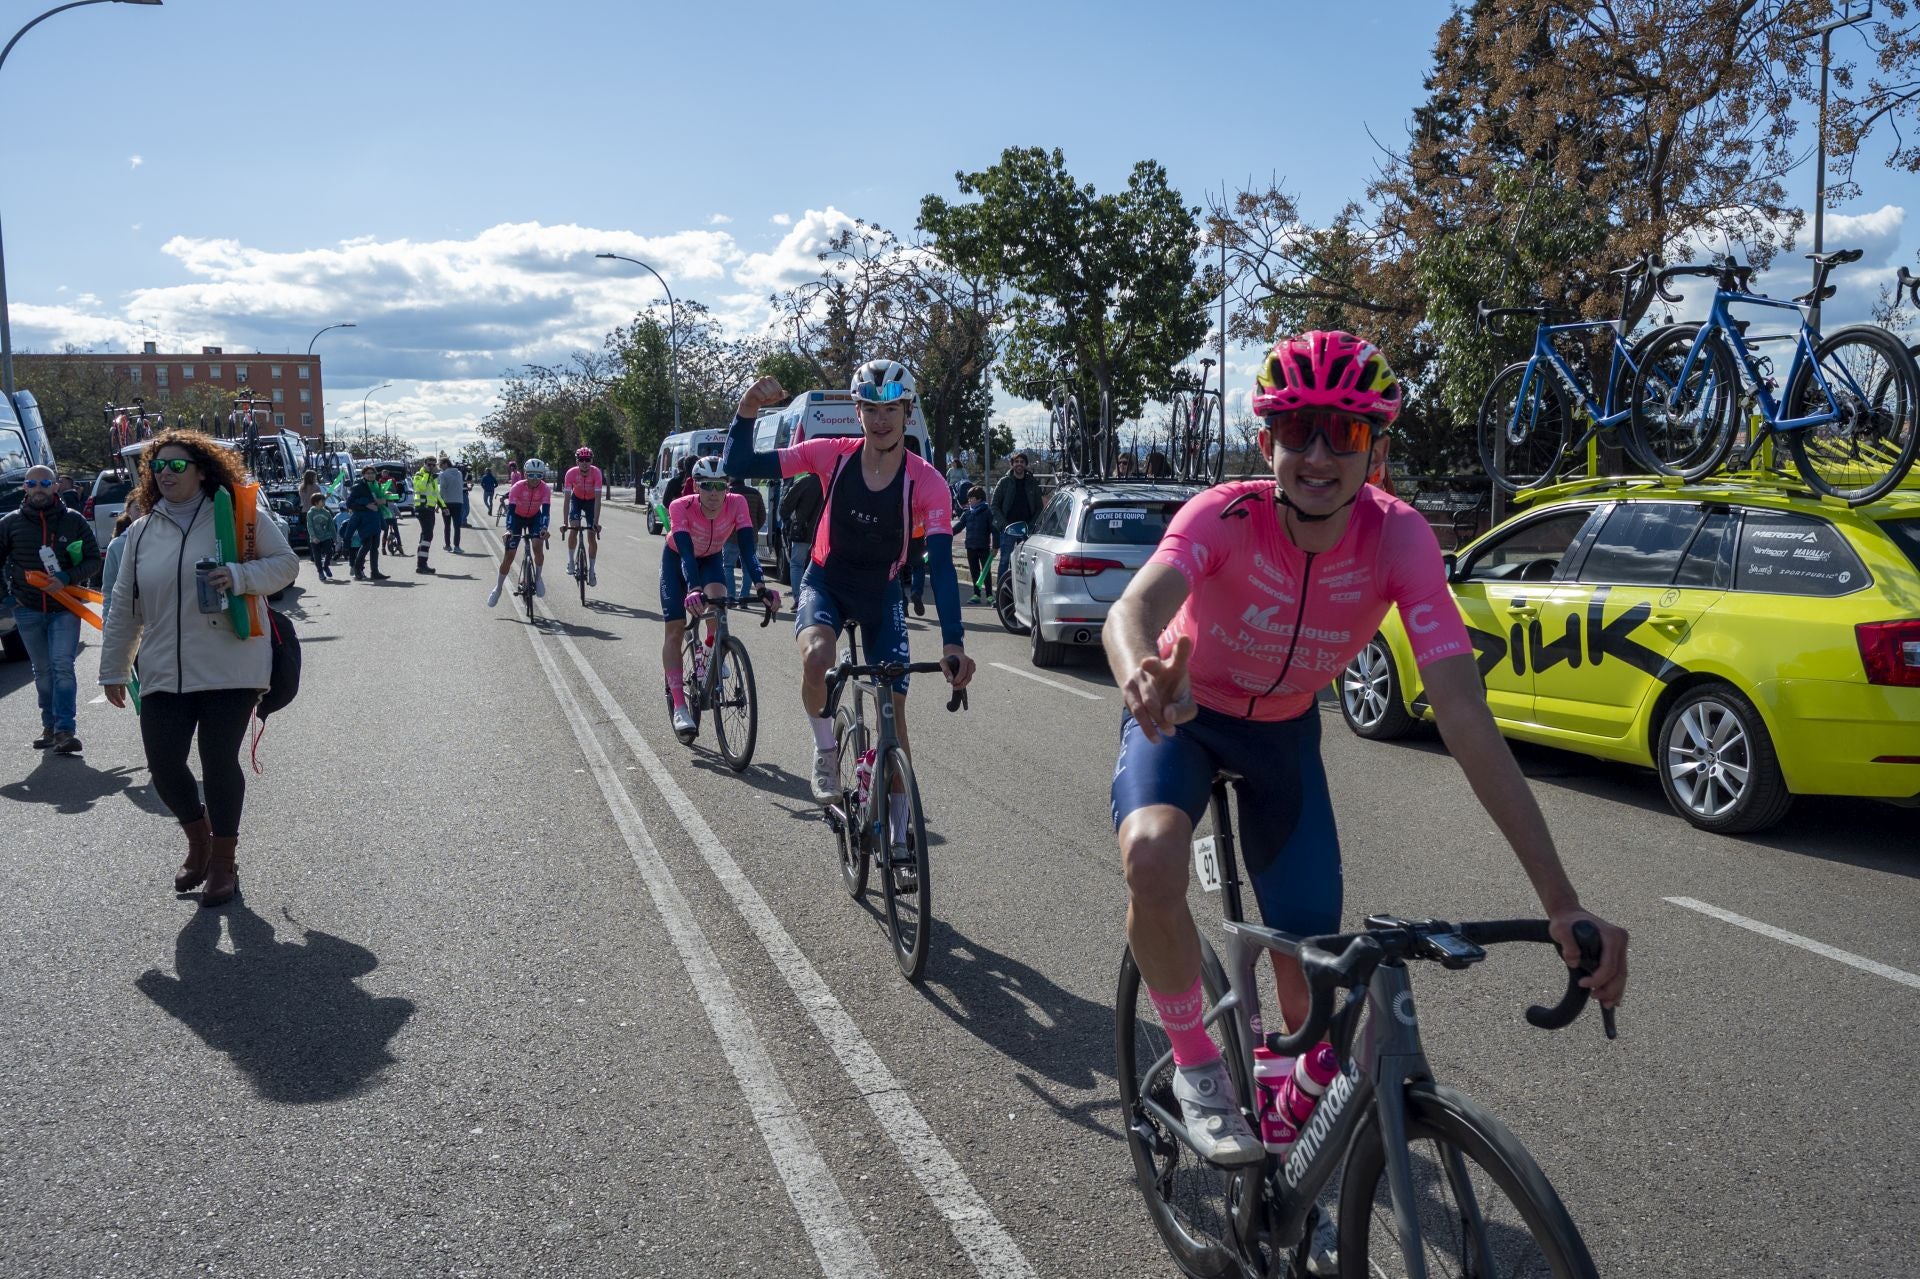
[504,510,546,550]
[660,546,727,622]
[1111,703,1342,938]
[794,562,911,693]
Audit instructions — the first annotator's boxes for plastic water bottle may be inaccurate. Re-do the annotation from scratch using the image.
[1252,1047,1299,1157]
[1275,1041,1340,1128]
[37,545,60,579]
[853,747,876,809]
[692,636,710,683]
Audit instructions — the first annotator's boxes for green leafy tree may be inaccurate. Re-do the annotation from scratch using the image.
[920,147,1210,434]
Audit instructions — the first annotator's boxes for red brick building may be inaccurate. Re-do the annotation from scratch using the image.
[19,343,328,438]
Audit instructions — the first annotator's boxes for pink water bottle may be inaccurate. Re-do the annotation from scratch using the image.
[1276,1041,1340,1127]
[854,747,876,808]
[1252,1047,1299,1156]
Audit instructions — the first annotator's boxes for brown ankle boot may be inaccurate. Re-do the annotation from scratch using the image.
[201,837,239,907]
[174,816,213,892]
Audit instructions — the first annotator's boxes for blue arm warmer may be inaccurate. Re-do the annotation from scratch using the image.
[723,415,784,481]
[926,532,964,648]
[734,527,765,585]
[672,530,701,587]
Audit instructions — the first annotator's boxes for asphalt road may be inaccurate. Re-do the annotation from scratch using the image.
[2,495,1914,1278]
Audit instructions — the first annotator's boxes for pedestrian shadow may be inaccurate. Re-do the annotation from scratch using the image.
[917,920,1115,1096]
[0,755,170,817]
[135,904,414,1105]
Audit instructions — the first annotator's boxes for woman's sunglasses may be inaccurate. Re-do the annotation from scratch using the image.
[1264,411,1381,457]
[150,457,195,474]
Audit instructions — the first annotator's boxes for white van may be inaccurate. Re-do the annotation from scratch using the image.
[750,389,932,579]
[646,429,727,534]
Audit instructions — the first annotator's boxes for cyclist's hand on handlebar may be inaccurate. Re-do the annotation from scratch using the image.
[1124,634,1196,743]
[758,584,782,612]
[942,644,975,690]
[683,590,707,617]
[1548,909,1628,1009]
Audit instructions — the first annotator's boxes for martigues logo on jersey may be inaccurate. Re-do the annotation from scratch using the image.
[1466,585,1686,682]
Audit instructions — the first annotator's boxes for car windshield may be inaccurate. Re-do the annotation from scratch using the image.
[1080,502,1183,546]
[1880,518,1920,575]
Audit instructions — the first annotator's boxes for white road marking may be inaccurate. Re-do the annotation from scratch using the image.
[1665,897,1920,990]
[989,661,1103,701]
[552,629,1041,1279]
[495,531,884,1279]
[626,535,646,544]
[530,627,882,1274]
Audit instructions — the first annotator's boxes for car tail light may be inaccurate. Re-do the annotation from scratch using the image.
[82,498,95,519]
[1054,554,1126,577]
[1856,620,1920,687]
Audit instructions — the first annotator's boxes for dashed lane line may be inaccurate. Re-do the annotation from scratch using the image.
[1665,897,1920,990]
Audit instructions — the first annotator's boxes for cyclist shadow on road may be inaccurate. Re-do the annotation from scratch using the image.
[917,920,1122,1136]
[582,599,658,622]
[135,903,414,1105]
[691,756,814,805]
[0,754,171,817]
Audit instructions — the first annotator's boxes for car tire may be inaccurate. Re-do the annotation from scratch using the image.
[1655,683,1794,835]
[1029,590,1068,668]
[1339,635,1418,740]
[646,509,662,536]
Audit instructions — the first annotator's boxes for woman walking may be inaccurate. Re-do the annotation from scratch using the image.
[99,430,299,907]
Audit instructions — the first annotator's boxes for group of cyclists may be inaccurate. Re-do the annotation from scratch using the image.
[482,336,1631,1199]
[486,446,606,607]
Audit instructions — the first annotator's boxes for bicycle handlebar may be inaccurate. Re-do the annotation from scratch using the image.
[823,656,969,714]
[1899,266,1920,309]
[1266,918,1612,1057]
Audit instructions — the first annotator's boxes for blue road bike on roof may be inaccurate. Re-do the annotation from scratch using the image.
[1474,256,1684,494]
[1628,250,1920,505]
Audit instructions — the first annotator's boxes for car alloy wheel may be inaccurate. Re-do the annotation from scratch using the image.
[1342,639,1395,731]
[1663,697,1752,821]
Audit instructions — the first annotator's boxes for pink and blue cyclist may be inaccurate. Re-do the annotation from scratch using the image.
[722,361,976,841]
[662,456,777,739]
[563,445,605,586]
[1105,331,1630,1168]
[487,457,551,606]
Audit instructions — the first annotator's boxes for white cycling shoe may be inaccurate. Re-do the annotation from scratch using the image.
[534,572,546,599]
[671,705,697,738]
[810,745,839,806]
[588,566,598,587]
[486,583,501,608]
[1170,1060,1263,1167]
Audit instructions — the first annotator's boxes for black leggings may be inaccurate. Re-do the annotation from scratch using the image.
[967,547,991,591]
[139,689,259,838]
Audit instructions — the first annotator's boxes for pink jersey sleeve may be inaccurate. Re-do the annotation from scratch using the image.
[778,436,856,480]
[1380,502,1474,668]
[1147,483,1237,586]
[907,454,953,537]
[725,492,753,533]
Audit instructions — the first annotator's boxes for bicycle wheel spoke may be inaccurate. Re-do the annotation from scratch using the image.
[1360,1135,1561,1278]
[1787,326,1920,502]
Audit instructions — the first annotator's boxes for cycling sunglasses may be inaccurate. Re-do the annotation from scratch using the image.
[1264,410,1382,457]
[21,477,55,488]
[696,480,730,492]
[149,457,195,474]
[854,383,911,404]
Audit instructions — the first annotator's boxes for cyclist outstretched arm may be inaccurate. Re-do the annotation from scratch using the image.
[1419,655,1629,1006]
[1104,563,1195,741]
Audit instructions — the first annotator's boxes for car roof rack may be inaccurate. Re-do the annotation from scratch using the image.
[1507,468,1872,510]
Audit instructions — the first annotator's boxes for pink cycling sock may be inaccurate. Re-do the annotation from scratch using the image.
[666,672,687,709]
[1149,977,1221,1068]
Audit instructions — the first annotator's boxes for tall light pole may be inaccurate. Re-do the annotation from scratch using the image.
[0,0,163,397]
[1807,1,1874,333]
[307,321,354,356]
[597,252,681,494]
[361,381,391,456]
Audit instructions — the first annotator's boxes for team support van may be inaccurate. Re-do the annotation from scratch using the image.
[646,429,728,535]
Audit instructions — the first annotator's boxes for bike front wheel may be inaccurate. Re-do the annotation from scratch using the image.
[832,708,869,898]
[710,635,758,771]
[1629,326,1738,479]
[1115,940,1248,1279]
[1477,362,1571,494]
[1783,324,1920,505]
[1337,1081,1597,1279]
[876,746,931,981]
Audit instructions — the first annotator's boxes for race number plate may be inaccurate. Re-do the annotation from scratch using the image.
[1193,836,1222,893]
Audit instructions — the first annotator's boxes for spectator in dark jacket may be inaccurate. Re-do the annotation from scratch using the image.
[777,469,823,593]
[990,452,1043,584]
[0,465,103,753]
[344,467,389,580]
[953,485,995,602]
[480,467,498,514]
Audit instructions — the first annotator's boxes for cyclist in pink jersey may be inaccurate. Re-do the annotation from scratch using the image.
[1104,331,1629,1168]
[487,458,551,607]
[563,446,605,586]
[660,457,775,738]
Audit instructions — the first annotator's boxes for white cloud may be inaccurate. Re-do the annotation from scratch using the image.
[734,207,861,295]
[129,155,143,170]
[769,213,792,226]
[707,213,733,225]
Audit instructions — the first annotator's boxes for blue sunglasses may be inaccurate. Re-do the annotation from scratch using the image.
[855,382,911,404]
[21,478,55,488]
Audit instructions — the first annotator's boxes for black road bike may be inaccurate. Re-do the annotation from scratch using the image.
[666,592,775,772]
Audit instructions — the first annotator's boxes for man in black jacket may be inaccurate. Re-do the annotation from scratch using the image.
[990,452,1044,585]
[344,467,390,580]
[777,469,822,593]
[0,466,102,753]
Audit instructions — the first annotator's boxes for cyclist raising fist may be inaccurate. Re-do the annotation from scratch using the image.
[1105,332,1628,1167]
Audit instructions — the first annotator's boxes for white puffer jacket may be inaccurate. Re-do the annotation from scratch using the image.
[98,496,300,695]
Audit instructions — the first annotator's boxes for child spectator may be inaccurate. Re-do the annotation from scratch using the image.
[305,493,338,582]
[955,485,995,603]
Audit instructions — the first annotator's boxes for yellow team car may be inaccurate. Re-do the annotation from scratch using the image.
[1339,478,1920,833]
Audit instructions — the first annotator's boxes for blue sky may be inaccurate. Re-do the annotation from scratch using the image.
[6,0,1918,452]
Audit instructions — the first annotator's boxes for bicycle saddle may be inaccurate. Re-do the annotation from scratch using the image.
[1793,283,1839,305]
[1806,248,1863,267]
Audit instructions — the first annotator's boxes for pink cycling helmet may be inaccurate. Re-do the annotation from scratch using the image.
[576,446,593,460]
[1251,331,1402,425]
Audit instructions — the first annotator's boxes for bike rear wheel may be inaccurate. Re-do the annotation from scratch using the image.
[1336,1081,1597,1279]
[1783,324,1920,505]
[832,708,869,898]
[710,635,758,771]
[1478,361,1571,493]
[1115,941,1248,1279]
[876,746,931,981]
[1630,326,1738,479]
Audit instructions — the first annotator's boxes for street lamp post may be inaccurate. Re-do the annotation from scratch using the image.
[1806,1,1874,333]
[597,253,680,496]
[307,321,355,357]
[361,381,391,456]
[0,0,163,398]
